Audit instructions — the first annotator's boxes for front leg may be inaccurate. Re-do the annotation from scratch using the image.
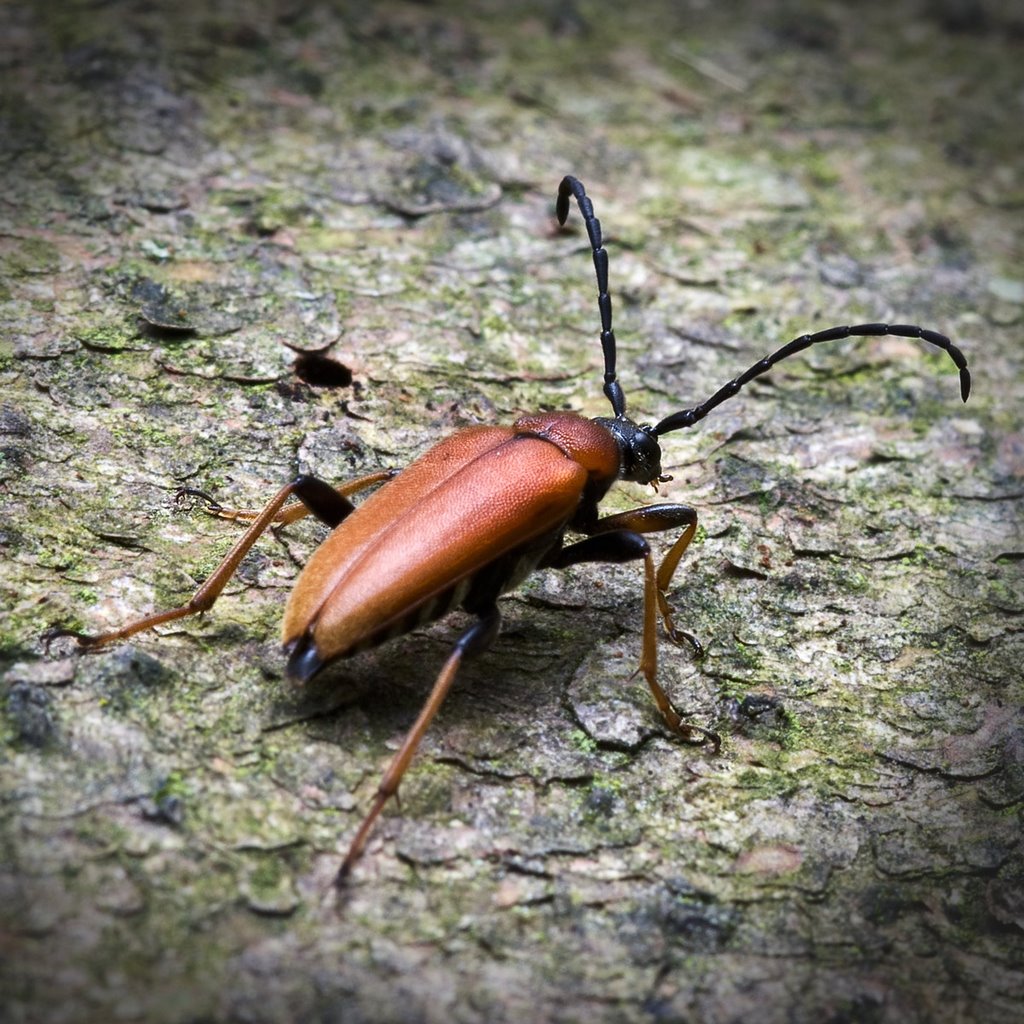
[589,503,700,652]
[546,504,718,751]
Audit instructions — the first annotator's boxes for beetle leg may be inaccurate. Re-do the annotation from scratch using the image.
[636,550,719,752]
[46,475,372,650]
[590,503,702,653]
[545,518,717,750]
[545,529,650,569]
[337,606,501,885]
[178,469,394,527]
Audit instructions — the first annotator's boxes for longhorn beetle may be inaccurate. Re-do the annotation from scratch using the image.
[48,176,971,883]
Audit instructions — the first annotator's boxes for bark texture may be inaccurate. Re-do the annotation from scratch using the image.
[1,2,1021,1022]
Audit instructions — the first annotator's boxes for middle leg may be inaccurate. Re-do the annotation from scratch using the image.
[47,473,389,650]
[179,469,395,527]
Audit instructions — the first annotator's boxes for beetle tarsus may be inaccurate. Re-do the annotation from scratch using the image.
[335,790,389,887]
[667,625,704,659]
[176,487,222,512]
[677,720,722,754]
[41,625,100,651]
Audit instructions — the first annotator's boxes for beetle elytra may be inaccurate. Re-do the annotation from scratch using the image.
[48,176,971,883]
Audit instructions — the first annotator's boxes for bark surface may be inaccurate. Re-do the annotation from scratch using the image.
[1,3,1021,1022]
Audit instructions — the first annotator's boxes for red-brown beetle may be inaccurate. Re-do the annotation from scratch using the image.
[49,176,971,882]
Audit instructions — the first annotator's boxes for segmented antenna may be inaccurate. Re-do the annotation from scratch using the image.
[653,322,971,436]
[557,175,625,417]
[556,176,972,435]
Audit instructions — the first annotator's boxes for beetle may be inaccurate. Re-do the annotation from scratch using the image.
[48,176,971,883]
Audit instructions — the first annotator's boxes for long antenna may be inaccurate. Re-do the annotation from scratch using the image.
[557,175,625,417]
[653,322,971,436]
[556,177,972,435]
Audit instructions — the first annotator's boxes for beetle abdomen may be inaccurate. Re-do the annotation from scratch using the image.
[344,576,474,656]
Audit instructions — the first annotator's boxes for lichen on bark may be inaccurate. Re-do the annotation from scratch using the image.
[1,2,1022,1023]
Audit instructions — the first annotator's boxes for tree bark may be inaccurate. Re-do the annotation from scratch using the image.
[1,2,1021,1022]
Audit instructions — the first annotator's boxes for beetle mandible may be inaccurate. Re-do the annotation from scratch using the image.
[48,176,972,883]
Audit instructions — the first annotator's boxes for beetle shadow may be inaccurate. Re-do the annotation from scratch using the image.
[263,604,604,765]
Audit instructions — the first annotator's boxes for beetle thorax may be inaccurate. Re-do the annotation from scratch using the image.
[593,416,664,484]
[511,412,621,485]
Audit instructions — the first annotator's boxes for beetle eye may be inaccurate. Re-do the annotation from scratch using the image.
[621,427,663,484]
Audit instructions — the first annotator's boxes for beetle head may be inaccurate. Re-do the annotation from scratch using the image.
[595,415,665,484]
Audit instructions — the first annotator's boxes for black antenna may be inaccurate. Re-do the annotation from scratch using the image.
[557,176,972,435]
[557,175,625,418]
[653,322,971,436]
